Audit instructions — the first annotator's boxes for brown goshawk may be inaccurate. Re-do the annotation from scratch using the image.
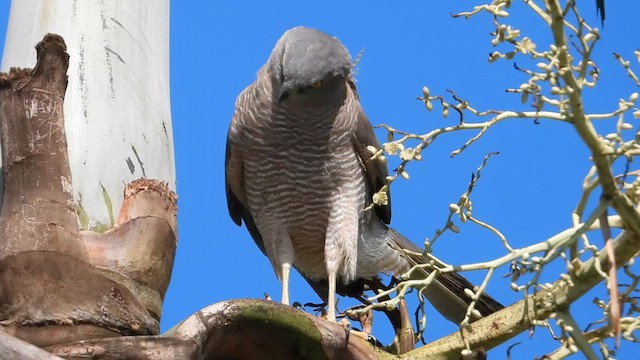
[225,26,503,323]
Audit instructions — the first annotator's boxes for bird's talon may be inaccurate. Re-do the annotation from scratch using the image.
[302,302,328,317]
[292,301,304,309]
[367,334,383,347]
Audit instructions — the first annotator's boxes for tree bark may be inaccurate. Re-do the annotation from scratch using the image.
[0,330,64,360]
[0,34,177,347]
[45,299,395,360]
[0,0,174,230]
[0,0,177,351]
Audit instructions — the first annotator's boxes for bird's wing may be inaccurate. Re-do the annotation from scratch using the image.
[225,88,267,254]
[348,79,392,224]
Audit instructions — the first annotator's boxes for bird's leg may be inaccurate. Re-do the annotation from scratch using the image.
[327,270,337,322]
[281,262,291,305]
[260,224,294,306]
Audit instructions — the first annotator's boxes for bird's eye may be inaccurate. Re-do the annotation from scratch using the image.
[310,80,323,88]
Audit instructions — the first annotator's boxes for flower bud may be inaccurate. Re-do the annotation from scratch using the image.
[464,288,475,299]
[425,100,433,111]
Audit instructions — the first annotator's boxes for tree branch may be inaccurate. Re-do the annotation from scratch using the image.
[405,229,640,359]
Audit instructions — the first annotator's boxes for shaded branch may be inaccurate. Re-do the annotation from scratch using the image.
[42,299,395,360]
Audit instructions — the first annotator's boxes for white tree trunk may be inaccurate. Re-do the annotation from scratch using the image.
[0,0,174,229]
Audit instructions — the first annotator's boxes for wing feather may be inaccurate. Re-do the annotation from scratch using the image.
[347,80,392,224]
[225,90,267,254]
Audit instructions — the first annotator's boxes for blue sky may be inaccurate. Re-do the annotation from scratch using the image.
[1,1,639,358]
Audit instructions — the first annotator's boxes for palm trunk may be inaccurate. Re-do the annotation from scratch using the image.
[0,0,177,349]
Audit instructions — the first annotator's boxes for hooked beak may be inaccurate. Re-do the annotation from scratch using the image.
[278,88,289,103]
[278,80,298,103]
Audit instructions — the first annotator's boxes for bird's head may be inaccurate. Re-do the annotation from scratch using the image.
[268,27,352,106]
